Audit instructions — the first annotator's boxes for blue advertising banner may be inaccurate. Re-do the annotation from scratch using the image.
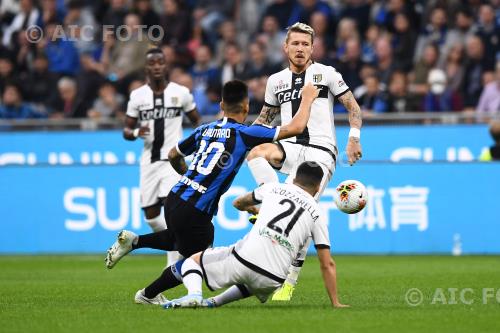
[0,125,498,254]
[0,124,493,165]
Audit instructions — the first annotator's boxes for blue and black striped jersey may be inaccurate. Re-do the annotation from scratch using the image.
[172,117,280,215]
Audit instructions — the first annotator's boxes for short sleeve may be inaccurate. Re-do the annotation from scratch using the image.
[312,212,331,249]
[182,89,196,113]
[126,93,139,118]
[264,76,279,107]
[252,183,273,203]
[240,124,280,148]
[176,129,198,157]
[328,66,350,98]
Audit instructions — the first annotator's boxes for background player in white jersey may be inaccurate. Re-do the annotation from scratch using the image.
[163,162,348,309]
[123,48,200,265]
[246,22,363,300]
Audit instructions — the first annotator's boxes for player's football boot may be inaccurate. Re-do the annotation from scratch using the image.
[200,297,217,308]
[163,293,203,309]
[105,230,137,269]
[248,214,258,225]
[271,281,295,301]
[134,288,168,305]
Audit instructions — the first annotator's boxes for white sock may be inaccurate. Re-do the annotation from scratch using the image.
[181,258,203,295]
[212,285,246,306]
[285,237,311,285]
[145,214,167,232]
[286,265,301,285]
[248,157,279,186]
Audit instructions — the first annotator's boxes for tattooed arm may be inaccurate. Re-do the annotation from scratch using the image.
[338,91,363,165]
[339,90,362,129]
[253,105,281,125]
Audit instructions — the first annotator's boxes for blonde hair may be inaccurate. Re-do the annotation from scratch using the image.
[285,22,315,44]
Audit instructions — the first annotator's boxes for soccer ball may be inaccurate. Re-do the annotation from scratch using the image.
[334,180,368,214]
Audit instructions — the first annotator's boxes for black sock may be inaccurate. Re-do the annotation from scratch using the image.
[144,265,182,299]
[236,284,251,298]
[292,259,304,267]
[133,229,175,251]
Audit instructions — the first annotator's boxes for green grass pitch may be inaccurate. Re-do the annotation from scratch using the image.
[1,255,499,333]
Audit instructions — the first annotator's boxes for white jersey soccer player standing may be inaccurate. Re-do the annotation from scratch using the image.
[124,48,200,265]
[247,22,363,301]
[163,162,348,308]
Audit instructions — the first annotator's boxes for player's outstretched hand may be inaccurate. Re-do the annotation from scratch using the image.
[138,126,150,138]
[346,137,362,166]
[301,83,320,102]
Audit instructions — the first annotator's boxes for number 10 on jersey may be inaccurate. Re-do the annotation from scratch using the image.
[189,139,226,175]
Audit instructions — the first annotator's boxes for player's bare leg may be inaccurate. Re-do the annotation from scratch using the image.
[144,203,180,266]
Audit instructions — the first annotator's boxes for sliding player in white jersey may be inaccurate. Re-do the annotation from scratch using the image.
[123,48,200,267]
[246,22,363,301]
[163,162,348,309]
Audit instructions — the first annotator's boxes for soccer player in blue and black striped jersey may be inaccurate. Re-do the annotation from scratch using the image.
[105,79,319,305]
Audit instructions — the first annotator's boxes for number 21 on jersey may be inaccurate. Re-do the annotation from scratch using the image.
[267,199,305,237]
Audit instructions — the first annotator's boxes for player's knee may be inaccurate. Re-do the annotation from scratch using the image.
[247,144,272,161]
[190,252,202,265]
[269,149,284,167]
[247,143,281,162]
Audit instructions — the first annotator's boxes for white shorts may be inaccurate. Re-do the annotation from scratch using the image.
[140,161,180,208]
[200,246,283,303]
[276,141,336,198]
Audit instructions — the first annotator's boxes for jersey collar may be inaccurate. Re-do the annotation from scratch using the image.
[288,60,314,75]
[221,116,241,124]
[147,81,170,94]
[292,183,315,200]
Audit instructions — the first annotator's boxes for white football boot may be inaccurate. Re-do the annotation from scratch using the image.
[163,293,203,309]
[134,288,168,305]
[200,297,217,308]
[105,230,137,269]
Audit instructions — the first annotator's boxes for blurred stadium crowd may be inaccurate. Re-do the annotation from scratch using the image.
[0,0,499,120]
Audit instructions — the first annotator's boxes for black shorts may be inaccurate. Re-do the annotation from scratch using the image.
[163,192,214,257]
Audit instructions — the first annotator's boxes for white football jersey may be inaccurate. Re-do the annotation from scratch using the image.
[235,182,330,279]
[264,62,349,153]
[126,83,196,165]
